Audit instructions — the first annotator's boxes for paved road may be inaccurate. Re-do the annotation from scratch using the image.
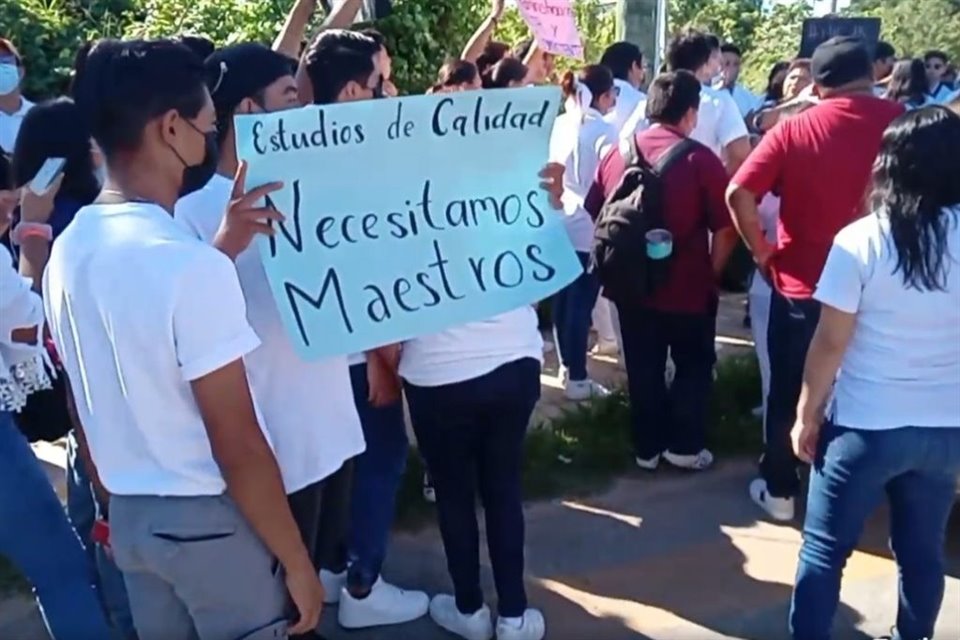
[3,459,958,639]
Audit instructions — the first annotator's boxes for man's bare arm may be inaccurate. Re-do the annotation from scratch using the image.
[191,359,311,571]
[722,136,751,176]
[726,183,775,269]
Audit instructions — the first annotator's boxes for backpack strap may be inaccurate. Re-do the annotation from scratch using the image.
[653,137,698,175]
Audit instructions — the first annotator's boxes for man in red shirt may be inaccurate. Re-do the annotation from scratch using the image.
[585,70,737,472]
[727,36,904,521]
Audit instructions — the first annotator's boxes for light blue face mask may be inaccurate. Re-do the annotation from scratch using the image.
[0,63,20,96]
[94,165,107,187]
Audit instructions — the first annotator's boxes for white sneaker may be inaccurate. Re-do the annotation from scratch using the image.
[319,569,347,604]
[663,449,714,471]
[635,454,660,471]
[496,609,546,640]
[338,578,429,629]
[564,379,610,401]
[749,478,795,522]
[428,595,493,640]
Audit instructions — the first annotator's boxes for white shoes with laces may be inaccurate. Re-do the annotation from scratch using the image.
[427,594,546,640]
[338,578,429,629]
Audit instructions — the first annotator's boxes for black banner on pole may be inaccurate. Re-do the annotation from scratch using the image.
[798,17,881,58]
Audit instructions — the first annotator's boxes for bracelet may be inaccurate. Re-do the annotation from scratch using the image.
[11,222,53,246]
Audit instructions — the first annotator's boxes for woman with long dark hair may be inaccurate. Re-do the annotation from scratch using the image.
[884,59,933,109]
[12,97,101,240]
[548,64,617,400]
[761,60,790,106]
[481,57,528,89]
[789,106,960,639]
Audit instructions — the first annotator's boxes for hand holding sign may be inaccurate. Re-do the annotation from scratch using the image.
[213,162,286,261]
[234,87,581,360]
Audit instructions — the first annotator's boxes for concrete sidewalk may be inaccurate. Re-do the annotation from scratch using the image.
[4,459,958,639]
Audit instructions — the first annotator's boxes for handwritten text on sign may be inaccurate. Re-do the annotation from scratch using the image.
[517,0,584,59]
[234,87,581,360]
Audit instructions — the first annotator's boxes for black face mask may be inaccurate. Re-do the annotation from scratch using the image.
[176,122,220,198]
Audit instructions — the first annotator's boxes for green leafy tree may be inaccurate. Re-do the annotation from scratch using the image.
[846,0,960,63]
[739,1,811,93]
[0,0,131,98]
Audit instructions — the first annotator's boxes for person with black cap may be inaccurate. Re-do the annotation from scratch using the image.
[45,38,323,639]
[174,42,366,639]
[726,36,904,523]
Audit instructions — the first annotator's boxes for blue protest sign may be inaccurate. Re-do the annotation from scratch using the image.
[234,87,581,360]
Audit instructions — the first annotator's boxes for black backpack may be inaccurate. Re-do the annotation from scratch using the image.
[591,136,698,302]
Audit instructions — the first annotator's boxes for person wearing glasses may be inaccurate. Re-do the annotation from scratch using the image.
[923,50,955,103]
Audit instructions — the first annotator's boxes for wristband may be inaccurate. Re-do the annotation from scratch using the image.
[11,222,53,245]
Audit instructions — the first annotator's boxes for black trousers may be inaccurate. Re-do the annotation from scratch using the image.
[616,301,717,460]
[761,291,821,498]
[286,461,353,638]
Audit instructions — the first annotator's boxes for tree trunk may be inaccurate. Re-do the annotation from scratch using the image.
[616,0,661,73]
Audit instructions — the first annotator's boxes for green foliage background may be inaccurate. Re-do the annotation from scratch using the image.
[1,0,957,99]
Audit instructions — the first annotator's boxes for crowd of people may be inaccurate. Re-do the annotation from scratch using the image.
[1,0,959,638]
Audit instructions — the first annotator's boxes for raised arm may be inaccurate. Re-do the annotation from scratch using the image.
[461,0,505,64]
[273,0,320,58]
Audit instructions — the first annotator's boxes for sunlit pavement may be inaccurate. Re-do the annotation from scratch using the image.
[3,461,958,639]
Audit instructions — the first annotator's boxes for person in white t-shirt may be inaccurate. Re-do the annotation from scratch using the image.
[788,106,960,640]
[0,39,34,154]
[547,65,618,401]
[400,316,547,640]
[622,29,750,174]
[717,43,761,118]
[599,41,647,136]
[299,31,434,629]
[173,42,376,635]
[44,39,323,639]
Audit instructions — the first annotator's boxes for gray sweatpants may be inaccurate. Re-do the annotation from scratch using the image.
[110,494,288,640]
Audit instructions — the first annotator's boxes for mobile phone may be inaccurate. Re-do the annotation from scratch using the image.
[29,157,66,195]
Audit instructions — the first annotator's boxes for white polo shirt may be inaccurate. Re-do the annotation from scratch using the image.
[621,84,748,158]
[0,97,33,154]
[175,175,365,493]
[43,201,268,497]
[815,207,960,431]
[605,79,646,136]
[549,107,617,252]
[727,84,761,118]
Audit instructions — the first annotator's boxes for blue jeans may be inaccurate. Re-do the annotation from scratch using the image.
[616,301,717,459]
[66,432,137,639]
[553,252,601,381]
[347,363,408,592]
[762,291,821,497]
[405,358,541,617]
[0,411,112,639]
[791,424,960,640]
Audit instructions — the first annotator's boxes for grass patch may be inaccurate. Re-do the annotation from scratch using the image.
[395,353,762,529]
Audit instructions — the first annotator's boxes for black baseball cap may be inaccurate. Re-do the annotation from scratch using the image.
[811,36,873,89]
[205,43,296,116]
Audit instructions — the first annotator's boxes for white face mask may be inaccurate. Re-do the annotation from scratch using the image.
[0,63,20,96]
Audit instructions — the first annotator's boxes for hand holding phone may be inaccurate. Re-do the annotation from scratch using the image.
[29,157,66,195]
